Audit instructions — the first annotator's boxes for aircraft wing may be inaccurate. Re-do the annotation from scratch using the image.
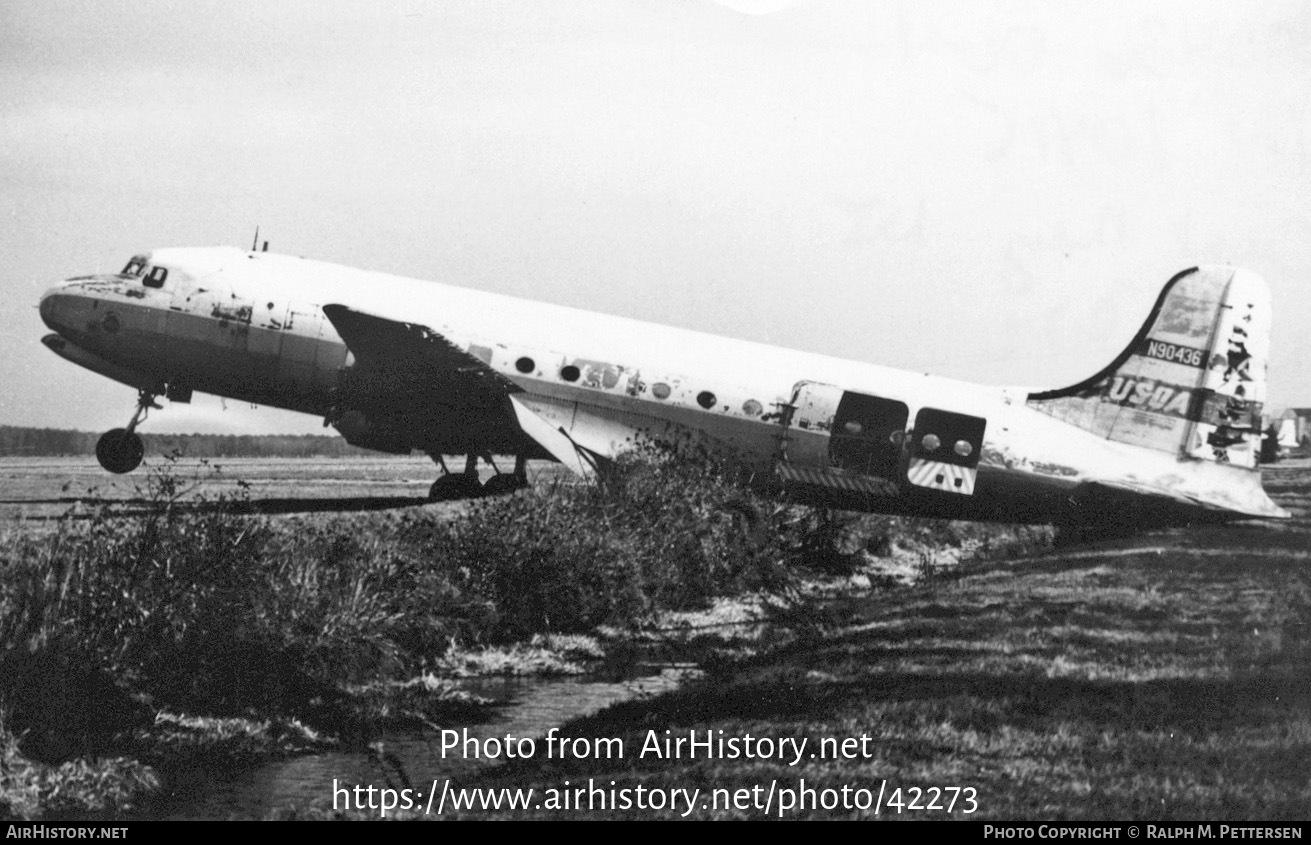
[322,304,521,402]
[321,304,599,477]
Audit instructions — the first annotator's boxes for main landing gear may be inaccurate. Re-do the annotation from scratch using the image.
[95,389,160,474]
[427,454,529,501]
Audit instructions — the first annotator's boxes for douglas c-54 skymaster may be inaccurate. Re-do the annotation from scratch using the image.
[39,248,1287,525]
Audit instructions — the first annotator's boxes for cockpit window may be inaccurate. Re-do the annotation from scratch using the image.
[143,266,168,289]
[121,257,147,276]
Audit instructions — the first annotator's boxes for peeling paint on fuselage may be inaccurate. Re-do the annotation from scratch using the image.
[210,303,253,324]
[40,270,344,413]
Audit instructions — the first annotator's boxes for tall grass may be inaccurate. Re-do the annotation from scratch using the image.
[0,446,1054,819]
[0,450,793,762]
[429,447,792,640]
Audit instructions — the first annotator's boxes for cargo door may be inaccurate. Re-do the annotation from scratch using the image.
[830,391,910,478]
[906,407,986,495]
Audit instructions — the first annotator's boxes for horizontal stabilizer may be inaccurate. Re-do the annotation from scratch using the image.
[1084,476,1288,520]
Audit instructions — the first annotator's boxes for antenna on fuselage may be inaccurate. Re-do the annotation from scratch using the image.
[251,226,260,252]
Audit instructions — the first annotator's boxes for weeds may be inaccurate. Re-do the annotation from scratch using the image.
[0,718,159,820]
[0,446,1056,818]
[429,445,795,641]
[0,449,794,767]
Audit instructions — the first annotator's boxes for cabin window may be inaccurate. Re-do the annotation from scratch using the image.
[696,391,717,410]
[515,356,535,374]
[121,258,146,276]
[143,266,168,289]
[560,365,581,382]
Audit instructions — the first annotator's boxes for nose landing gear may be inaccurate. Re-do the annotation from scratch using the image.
[95,389,160,474]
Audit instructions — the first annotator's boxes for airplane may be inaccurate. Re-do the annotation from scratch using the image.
[37,247,1288,527]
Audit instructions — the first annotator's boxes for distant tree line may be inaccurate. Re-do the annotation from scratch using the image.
[0,426,383,459]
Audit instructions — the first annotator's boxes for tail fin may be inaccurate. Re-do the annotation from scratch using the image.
[1027,266,1270,469]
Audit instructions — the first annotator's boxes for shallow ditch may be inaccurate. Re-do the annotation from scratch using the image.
[154,666,694,820]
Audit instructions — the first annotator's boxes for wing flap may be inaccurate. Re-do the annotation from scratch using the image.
[508,395,599,480]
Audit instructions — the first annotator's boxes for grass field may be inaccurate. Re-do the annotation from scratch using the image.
[2,455,1308,820]
[439,462,1311,820]
[0,455,518,525]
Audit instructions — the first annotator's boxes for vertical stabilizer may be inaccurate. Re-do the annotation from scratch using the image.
[1027,266,1271,469]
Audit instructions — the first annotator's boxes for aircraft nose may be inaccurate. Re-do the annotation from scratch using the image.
[39,286,65,331]
[39,283,81,335]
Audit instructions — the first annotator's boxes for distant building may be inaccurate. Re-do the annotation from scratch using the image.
[1286,408,1311,448]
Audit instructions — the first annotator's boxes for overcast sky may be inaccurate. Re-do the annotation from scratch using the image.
[2,0,1309,436]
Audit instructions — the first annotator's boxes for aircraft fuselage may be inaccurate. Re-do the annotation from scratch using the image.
[39,247,1287,524]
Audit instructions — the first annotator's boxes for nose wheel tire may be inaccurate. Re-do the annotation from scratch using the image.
[96,428,144,474]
